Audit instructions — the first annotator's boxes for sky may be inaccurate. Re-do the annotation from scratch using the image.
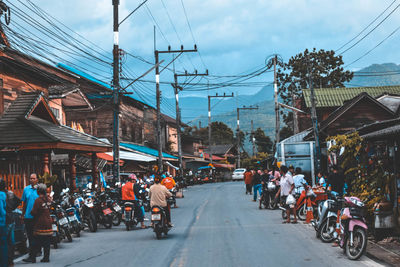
[4,0,400,109]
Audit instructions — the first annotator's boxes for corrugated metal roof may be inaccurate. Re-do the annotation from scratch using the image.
[120,142,177,159]
[280,129,312,144]
[362,124,400,140]
[303,85,400,108]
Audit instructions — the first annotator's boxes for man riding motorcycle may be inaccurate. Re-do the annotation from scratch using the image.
[161,174,178,208]
[149,176,173,227]
[121,174,146,229]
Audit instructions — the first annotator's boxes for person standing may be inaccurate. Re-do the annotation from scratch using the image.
[0,179,7,267]
[23,184,52,263]
[244,169,253,195]
[279,165,296,224]
[252,170,262,202]
[2,179,21,266]
[21,173,39,261]
[327,165,345,195]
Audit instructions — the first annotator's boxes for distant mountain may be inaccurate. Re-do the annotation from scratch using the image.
[349,63,400,87]
[166,63,400,154]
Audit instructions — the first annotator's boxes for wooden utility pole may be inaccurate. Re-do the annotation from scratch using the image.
[236,106,258,168]
[251,120,255,157]
[173,70,208,178]
[208,93,234,164]
[154,45,197,172]
[112,0,120,183]
[273,55,280,144]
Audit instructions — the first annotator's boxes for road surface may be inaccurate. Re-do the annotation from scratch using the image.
[18,182,383,267]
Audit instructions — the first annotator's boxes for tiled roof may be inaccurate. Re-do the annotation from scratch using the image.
[0,93,110,149]
[120,142,177,159]
[302,85,400,108]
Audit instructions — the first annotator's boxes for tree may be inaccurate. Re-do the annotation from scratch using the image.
[277,48,353,128]
[253,128,273,153]
[279,126,293,141]
[191,121,234,145]
[234,130,246,148]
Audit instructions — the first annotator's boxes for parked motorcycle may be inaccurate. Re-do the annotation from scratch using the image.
[52,203,72,242]
[60,189,82,237]
[78,190,97,232]
[168,187,177,208]
[93,191,113,229]
[151,205,170,239]
[49,214,60,249]
[260,181,279,209]
[334,196,368,260]
[312,191,342,242]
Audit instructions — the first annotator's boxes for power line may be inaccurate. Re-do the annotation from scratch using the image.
[339,2,400,55]
[336,0,397,52]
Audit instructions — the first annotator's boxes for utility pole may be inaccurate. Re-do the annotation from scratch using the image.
[112,0,120,183]
[208,93,234,164]
[251,120,255,157]
[173,70,208,178]
[236,106,258,168]
[273,55,280,145]
[154,45,197,173]
[307,60,321,172]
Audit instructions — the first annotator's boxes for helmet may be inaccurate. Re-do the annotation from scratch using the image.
[128,174,137,180]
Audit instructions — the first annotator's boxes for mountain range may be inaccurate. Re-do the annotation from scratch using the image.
[164,63,400,153]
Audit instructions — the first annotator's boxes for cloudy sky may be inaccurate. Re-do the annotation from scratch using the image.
[5,0,400,102]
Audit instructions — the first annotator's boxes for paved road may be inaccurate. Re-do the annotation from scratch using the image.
[18,182,383,267]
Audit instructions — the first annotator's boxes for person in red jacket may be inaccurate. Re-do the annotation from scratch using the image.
[244,169,253,195]
[121,175,145,229]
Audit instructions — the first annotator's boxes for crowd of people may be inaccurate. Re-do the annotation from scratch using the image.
[243,164,346,224]
[0,171,179,266]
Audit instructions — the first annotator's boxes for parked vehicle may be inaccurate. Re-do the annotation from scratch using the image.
[52,203,73,242]
[60,188,82,237]
[49,214,60,249]
[151,205,170,239]
[259,181,279,209]
[232,168,246,181]
[312,191,342,242]
[77,190,97,232]
[334,196,368,260]
[12,209,28,253]
[168,187,177,208]
[93,191,113,229]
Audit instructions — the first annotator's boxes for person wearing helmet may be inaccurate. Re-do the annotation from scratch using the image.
[149,175,173,227]
[121,174,146,229]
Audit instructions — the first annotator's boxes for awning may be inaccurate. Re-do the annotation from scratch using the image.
[213,163,235,169]
[103,151,156,162]
[198,165,215,170]
[120,142,178,160]
[165,161,179,170]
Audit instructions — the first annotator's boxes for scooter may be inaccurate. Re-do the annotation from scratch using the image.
[151,205,170,239]
[123,200,143,231]
[259,181,279,209]
[312,191,342,242]
[334,196,368,260]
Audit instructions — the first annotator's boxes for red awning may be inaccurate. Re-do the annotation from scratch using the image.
[203,153,224,161]
[96,153,124,165]
[213,163,235,169]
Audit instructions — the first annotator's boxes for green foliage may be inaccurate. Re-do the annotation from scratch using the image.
[277,48,353,128]
[327,132,393,216]
[38,172,58,188]
[252,128,273,153]
[279,126,293,141]
[242,152,269,170]
[191,121,234,145]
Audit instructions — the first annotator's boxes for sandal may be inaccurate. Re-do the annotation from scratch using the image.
[291,221,298,224]
[282,221,290,224]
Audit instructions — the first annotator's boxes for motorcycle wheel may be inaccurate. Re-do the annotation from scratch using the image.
[345,228,367,260]
[268,195,278,210]
[281,209,287,220]
[112,213,121,226]
[259,194,266,209]
[75,227,81,237]
[65,228,73,242]
[318,217,336,243]
[88,210,97,232]
[155,230,162,239]
[103,215,113,229]
[297,204,307,221]
[126,223,130,231]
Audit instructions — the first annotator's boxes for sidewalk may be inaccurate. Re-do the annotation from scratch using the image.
[366,237,400,267]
